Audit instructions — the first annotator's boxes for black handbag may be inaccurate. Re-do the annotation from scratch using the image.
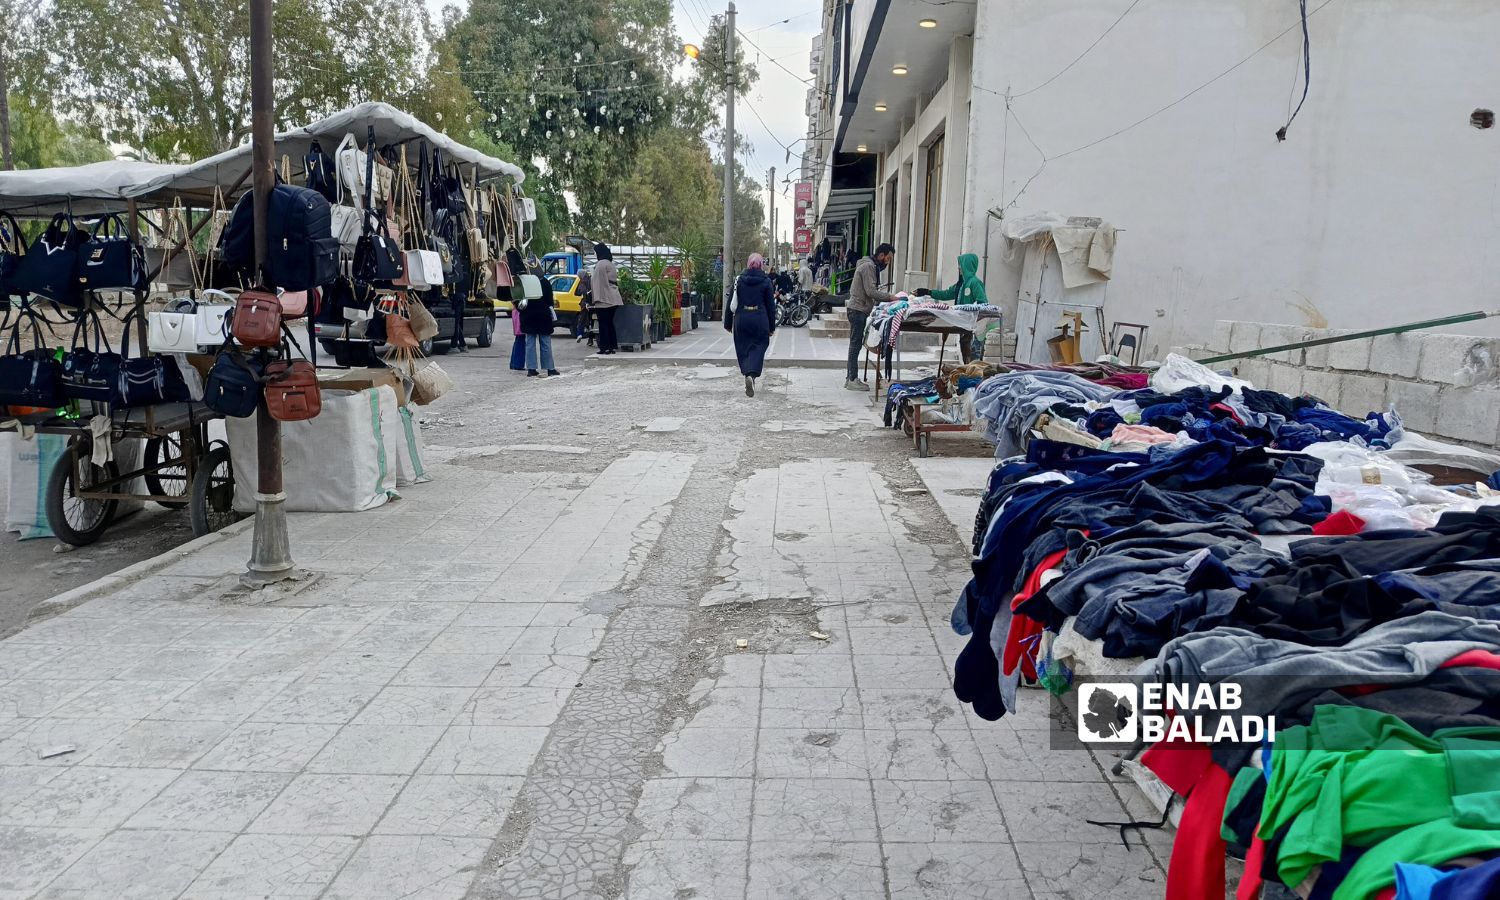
[203,347,265,418]
[0,212,27,300]
[115,314,190,408]
[304,140,338,202]
[60,311,120,404]
[12,214,88,307]
[0,308,64,408]
[77,214,146,293]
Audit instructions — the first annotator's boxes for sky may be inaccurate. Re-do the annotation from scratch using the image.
[426,0,817,252]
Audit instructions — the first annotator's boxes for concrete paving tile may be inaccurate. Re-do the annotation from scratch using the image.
[418,725,550,775]
[714,654,764,688]
[183,833,358,898]
[367,602,466,627]
[0,766,64,816]
[759,686,864,730]
[200,649,319,683]
[506,625,606,657]
[422,626,524,656]
[35,827,234,899]
[864,729,989,781]
[49,679,194,720]
[858,689,968,731]
[81,719,234,768]
[0,766,178,828]
[979,728,1120,783]
[125,771,292,832]
[481,654,589,688]
[751,777,878,842]
[884,842,1030,899]
[756,727,870,779]
[762,654,856,688]
[0,645,61,680]
[456,684,572,726]
[0,681,99,719]
[0,825,105,898]
[338,624,446,656]
[374,774,523,837]
[168,622,287,650]
[248,773,405,836]
[148,679,290,722]
[623,839,748,899]
[747,839,885,900]
[299,652,407,685]
[683,686,760,729]
[995,782,1144,844]
[633,777,754,841]
[846,626,942,657]
[193,722,340,773]
[350,685,476,726]
[450,603,543,627]
[248,680,384,725]
[659,727,757,777]
[0,718,135,767]
[306,725,447,775]
[853,654,952,690]
[321,834,489,899]
[1015,840,1166,899]
[391,652,503,687]
[874,780,1010,843]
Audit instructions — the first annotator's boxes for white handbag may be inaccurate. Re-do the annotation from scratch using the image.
[148,311,201,353]
[404,250,432,290]
[519,273,543,301]
[195,289,236,345]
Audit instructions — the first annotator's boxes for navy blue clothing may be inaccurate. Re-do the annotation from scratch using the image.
[1431,856,1500,900]
[728,268,775,377]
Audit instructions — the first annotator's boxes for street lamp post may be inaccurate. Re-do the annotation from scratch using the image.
[721,1,735,309]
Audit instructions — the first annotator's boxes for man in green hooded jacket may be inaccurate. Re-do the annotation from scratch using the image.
[921,252,988,305]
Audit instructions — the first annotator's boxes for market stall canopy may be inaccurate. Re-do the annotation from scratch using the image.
[0,160,186,217]
[133,102,526,206]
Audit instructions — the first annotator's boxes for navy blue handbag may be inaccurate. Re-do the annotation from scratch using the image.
[77,214,146,294]
[203,344,264,418]
[0,212,26,300]
[0,308,64,408]
[12,214,88,307]
[60,311,120,404]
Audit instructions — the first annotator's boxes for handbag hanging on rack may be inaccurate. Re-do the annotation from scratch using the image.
[77,213,146,293]
[0,212,29,300]
[0,305,64,409]
[60,310,120,404]
[353,126,405,289]
[304,140,338,202]
[203,342,265,418]
[230,288,284,347]
[115,312,190,408]
[147,298,201,353]
[12,213,88,307]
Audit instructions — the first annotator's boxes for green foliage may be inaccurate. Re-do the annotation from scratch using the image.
[639,254,677,327]
[677,13,757,138]
[609,128,717,244]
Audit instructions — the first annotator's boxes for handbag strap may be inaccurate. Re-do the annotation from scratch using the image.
[0,212,26,254]
[363,125,376,221]
[69,308,106,352]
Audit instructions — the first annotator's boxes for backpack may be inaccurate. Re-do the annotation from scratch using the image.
[303,141,338,202]
[219,183,339,291]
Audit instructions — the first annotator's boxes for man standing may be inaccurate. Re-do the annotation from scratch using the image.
[798,259,814,293]
[845,243,895,391]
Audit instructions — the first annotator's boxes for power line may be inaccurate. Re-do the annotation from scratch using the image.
[743,10,818,33]
[1012,0,1144,99]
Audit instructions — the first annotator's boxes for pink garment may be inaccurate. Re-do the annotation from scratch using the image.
[1109,424,1179,446]
[1099,372,1150,389]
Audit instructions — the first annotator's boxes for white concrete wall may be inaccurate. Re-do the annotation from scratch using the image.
[960,0,1500,359]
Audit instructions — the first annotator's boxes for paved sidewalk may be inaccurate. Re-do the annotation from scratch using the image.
[585,326,941,370]
[0,365,1165,900]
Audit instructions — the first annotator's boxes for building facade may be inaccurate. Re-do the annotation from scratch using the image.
[806,0,1500,358]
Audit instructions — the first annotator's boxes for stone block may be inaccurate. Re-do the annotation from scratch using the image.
[1337,373,1389,418]
[1302,330,1335,370]
[1368,333,1422,379]
[1299,369,1341,407]
[1265,363,1304,397]
[1258,324,1310,366]
[1385,379,1440,434]
[1434,386,1500,445]
[1327,334,1372,372]
[1417,335,1500,387]
[1227,322,1262,355]
[1233,357,1272,389]
[1210,321,1233,355]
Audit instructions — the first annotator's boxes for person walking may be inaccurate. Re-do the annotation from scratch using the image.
[519,261,560,377]
[846,243,895,391]
[575,270,594,345]
[725,253,776,397]
[591,243,623,355]
[798,259,814,293]
[505,248,527,371]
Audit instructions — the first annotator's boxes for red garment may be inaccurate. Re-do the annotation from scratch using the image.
[1002,547,1068,680]
[1210,402,1245,426]
[1312,510,1367,536]
[1237,831,1267,900]
[1339,648,1500,697]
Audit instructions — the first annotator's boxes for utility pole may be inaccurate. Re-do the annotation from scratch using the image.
[244,0,294,587]
[721,1,735,309]
[767,166,775,267]
[0,17,12,170]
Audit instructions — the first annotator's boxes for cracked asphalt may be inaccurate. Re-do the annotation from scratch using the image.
[0,334,1170,899]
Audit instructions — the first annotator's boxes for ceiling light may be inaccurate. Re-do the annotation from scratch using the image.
[918,18,937,28]
[891,64,909,76]
[874,103,888,112]
[857,144,868,153]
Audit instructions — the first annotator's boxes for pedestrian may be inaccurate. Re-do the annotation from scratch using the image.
[846,242,896,391]
[726,252,776,397]
[505,248,527,371]
[775,266,795,298]
[519,261,560,377]
[575,270,594,345]
[798,259,814,293]
[591,243,623,355]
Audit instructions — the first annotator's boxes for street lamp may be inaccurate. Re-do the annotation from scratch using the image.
[683,43,700,60]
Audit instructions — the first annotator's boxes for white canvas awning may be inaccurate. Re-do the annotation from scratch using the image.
[0,103,524,217]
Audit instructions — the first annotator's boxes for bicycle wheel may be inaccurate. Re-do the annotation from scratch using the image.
[189,445,239,537]
[45,444,120,546]
[789,305,812,328]
[144,435,190,510]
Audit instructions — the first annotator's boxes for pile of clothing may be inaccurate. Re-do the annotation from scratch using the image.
[951,353,1500,900]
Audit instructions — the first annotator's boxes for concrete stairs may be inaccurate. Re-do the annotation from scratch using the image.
[806,313,942,348]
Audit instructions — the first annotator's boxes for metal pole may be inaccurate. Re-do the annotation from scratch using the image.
[1194,310,1499,366]
[722,1,736,308]
[767,165,775,265]
[0,40,13,171]
[244,0,294,586]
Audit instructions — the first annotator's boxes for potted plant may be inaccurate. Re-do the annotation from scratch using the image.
[639,255,678,343]
[613,267,654,349]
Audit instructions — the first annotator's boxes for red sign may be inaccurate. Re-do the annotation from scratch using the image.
[794,228,813,255]
[793,182,814,256]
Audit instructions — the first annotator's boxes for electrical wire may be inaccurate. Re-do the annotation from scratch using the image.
[743,10,817,33]
[1275,0,1312,141]
[1012,0,1144,99]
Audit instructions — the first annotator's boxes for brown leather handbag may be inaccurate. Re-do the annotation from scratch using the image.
[263,359,321,421]
[231,288,283,347]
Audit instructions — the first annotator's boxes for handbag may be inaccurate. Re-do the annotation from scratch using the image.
[12,213,87,307]
[0,308,64,408]
[115,313,190,408]
[0,212,28,299]
[60,312,120,403]
[377,294,419,350]
[196,289,235,344]
[148,306,201,353]
[230,288,283,347]
[519,273,543,301]
[77,214,145,293]
[304,140,338,202]
[263,359,320,421]
[408,297,440,342]
[409,361,452,406]
[354,214,405,287]
[279,289,310,319]
[203,349,264,418]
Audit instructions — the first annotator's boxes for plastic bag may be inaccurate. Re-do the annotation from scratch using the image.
[1150,353,1253,394]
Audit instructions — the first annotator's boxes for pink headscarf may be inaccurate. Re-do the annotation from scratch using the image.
[747,253,765,270]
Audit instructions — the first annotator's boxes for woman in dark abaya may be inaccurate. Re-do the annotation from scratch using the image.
[725,253,776,397]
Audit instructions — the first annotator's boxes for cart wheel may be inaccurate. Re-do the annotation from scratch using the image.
[917,433,931,458]
[45,445,120,546]
[189,445,239,538]
[144,436,190,510]
[789,305,812,328]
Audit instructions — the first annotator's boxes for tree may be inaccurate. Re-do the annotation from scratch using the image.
[712,158,767,263]
[48,0,434,159]
[678,13,757,138]
[606,127,717,244]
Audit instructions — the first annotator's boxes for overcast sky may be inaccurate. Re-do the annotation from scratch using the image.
[427,0,816,250]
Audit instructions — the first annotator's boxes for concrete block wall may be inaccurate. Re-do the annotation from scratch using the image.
[1190,321,1500,447]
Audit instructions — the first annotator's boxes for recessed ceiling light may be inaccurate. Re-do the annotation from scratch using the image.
[857,144,868,152]
[874,103,888,112]
[918,18,937,28]
[892,64,908,76]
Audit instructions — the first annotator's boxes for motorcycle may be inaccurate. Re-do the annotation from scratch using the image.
[777,290,813,328]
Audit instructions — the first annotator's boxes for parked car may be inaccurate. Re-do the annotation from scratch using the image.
[549,274,584,330]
